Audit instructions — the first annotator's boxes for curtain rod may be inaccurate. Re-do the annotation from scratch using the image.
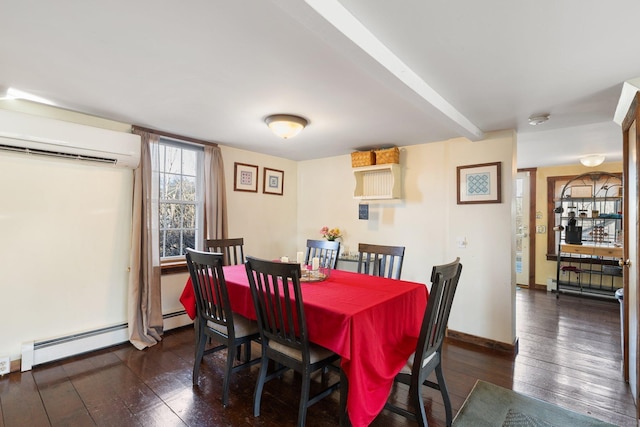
[131,125,218,147]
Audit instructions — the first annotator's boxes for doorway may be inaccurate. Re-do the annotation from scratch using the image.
[516,169,536,288]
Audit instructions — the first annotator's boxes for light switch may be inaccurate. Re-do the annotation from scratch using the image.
[456,237,467,248]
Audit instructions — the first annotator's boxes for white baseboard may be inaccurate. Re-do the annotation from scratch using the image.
[20,311,193,372]
[163,311,193,330]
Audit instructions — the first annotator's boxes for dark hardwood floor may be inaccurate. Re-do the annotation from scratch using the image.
[0,289,635,426]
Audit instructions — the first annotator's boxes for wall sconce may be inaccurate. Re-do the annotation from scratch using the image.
[579,154,605,167]
[265,114,308,139]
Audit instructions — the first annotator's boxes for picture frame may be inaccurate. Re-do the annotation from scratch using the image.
[263,167,284,195]
[233,162,258,192]
[457,162,502,204]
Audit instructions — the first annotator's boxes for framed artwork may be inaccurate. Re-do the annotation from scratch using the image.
[263,167,284,195]
[233,162,258,192]
[457,162,502,204]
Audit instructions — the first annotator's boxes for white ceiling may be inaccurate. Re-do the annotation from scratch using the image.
[1,0,639,167]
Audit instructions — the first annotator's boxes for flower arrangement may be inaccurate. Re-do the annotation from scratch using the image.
[320,226,342,241]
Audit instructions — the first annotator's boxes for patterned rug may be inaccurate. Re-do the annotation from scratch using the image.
[453,381,616,427]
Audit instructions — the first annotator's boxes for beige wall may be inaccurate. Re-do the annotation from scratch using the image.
[0,100,518,360]
[298,130,517,345]
[0,101,136,362]
[534,162,623,288]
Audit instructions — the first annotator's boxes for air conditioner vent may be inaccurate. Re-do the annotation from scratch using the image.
[0,109,140,168]
[0,143,118,164]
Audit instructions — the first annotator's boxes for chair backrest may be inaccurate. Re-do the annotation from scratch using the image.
[304,239,340,269]
[185,248,236,337]
[357,243,406,279]
[414,257,463,372]
[205,237,245,266]
[244,257,310,359]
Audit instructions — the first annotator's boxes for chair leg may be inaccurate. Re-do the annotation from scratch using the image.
[297,371,311,427]
[244,342,251,363]
[253,355,269,417]
[435,363,452,427]
[339,369,351,427]
[193,329,206,385]
[413,383,428,427]
[223,343,236,406]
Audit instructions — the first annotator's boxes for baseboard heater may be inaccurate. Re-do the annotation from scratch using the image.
[21,310,193,372]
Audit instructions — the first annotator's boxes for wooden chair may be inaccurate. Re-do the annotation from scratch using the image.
[245,256,341,427]
[304,239,340,269]
[204,237,245,266]
[384,257,463,427]
[185,248,260,406]
[357,243,405,279]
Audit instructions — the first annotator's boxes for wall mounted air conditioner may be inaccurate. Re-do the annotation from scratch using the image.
[0,109,141,168]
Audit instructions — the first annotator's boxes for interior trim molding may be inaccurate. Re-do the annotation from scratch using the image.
[446,329,519,357]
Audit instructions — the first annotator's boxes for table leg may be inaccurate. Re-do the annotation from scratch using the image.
[340,369,352,427]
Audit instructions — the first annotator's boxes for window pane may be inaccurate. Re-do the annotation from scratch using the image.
[165,174,181,200]
[183,204,196,228]
[159,203,172,228]
[159,173,167,199]
[183,230,196,252]
[182,149,197,176]
[158,145,166,172]
[163,204,182,228]
[165,146,181,174]
[164,230,182,257]
[182,176,196,202]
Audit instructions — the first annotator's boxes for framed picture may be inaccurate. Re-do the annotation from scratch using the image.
[233,162,258,192]
[457,162,502,204]
[263,167,284,195]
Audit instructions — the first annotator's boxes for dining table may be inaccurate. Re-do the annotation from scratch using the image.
[179,264,428,427]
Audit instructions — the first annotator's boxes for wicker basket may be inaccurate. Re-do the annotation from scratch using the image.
[351,151,375,167]
[374,147,399,164]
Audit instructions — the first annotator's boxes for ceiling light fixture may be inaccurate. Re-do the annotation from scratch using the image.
[528,114,550,126]
[265,114,308,139]
[580,154,606,167]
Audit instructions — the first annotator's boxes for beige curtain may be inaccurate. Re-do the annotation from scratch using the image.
[128,130,163,350]
[204,145,228,240]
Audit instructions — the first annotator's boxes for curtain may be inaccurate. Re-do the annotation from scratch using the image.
[204,145,228,240]
[128,130,163,350]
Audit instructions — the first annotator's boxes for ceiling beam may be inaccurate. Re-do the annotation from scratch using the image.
[304,0,484,141]
[614,77,640,126]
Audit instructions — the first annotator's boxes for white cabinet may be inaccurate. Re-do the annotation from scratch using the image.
[353,164,401,200]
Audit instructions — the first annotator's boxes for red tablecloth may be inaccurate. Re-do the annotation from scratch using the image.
[179,264,428,427]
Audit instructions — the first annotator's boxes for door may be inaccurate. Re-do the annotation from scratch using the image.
[516,171,531,286]
[622,91,639,417]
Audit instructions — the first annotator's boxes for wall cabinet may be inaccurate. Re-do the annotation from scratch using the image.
[554,171,623,299]
[353,164,401,200]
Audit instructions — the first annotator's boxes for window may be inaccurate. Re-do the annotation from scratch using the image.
[156,138,204,259]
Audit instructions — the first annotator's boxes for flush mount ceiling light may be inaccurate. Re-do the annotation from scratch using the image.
[528,114,550,126]
[580,154,606,167]
[265,114,308,139]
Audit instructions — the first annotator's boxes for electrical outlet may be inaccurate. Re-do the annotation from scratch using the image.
[0,356,9,375]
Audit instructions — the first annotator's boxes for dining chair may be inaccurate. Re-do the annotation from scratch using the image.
[185,248,260,406]
[357,243,406,279]
[384,257,463,427]
[304,239,340,269]
[205,237,245,266]
[245,256,341,427]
